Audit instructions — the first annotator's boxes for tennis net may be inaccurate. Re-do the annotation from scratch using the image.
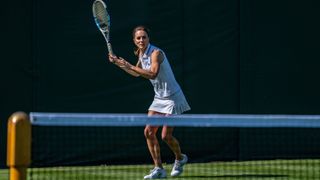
[9,112,320,180]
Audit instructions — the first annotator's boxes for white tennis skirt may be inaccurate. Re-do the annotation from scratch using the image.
[148,90,191,115]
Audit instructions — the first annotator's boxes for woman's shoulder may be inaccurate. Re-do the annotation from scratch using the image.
[149,44,165,55]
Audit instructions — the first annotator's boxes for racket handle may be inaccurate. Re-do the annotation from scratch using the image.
[107,42,113,55]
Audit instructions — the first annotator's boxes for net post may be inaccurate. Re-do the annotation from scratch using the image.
[7,112,31,180]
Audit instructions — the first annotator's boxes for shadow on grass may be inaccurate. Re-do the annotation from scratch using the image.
[177,174,288,179]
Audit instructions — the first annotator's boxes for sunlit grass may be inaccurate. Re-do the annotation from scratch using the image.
[1,159,319,180]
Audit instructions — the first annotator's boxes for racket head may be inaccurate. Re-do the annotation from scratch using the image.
[92,0,110,33]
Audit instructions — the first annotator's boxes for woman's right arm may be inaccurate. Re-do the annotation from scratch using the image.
[109,55,140,77]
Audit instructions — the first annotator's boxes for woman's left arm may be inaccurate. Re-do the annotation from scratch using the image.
[122,50,163,80]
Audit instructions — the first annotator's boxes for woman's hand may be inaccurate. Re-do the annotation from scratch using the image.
[118,57,134,69]
[108,54,118,63]
[108,54,133,69]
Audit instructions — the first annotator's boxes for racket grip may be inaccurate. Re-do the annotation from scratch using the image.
[107,42,114,55]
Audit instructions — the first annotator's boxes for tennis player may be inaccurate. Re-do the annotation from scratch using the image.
[109,25,190,179]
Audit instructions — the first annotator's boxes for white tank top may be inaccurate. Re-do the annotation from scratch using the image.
[139,44,181,98]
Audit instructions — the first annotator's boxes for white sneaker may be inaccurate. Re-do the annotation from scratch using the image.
[171,154,188,177]
[144,167,167,179]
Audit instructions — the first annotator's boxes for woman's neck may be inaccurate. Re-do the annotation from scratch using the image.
[139,44,150,57]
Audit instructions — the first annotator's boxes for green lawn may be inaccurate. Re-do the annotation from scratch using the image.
[0,169,8,180]
[1,159,319,180]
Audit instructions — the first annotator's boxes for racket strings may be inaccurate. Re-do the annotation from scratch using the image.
[93,1,109,30]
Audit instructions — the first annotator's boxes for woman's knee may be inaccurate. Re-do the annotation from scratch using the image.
[161,133,173,142]
[144,127,157,139]
[161,126,174,142]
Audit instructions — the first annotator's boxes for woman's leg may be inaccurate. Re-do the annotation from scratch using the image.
[161,126,183,160]
[162,124,188,177]
[144,110,162,168]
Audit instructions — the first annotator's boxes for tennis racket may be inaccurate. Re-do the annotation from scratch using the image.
[92,0,114,55]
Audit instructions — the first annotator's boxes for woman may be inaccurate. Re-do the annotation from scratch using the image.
[109,25,190,179]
